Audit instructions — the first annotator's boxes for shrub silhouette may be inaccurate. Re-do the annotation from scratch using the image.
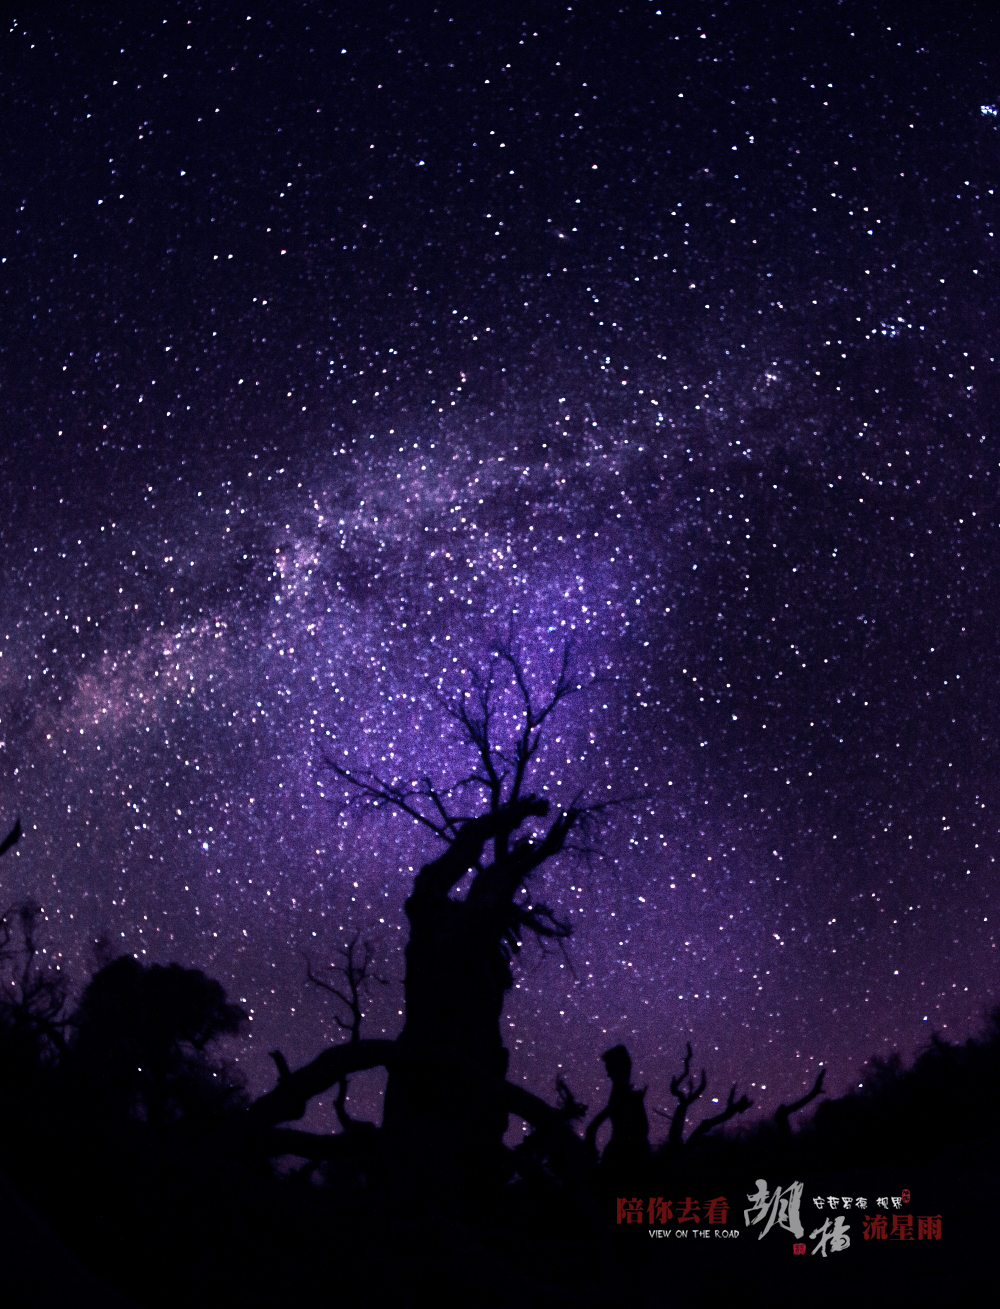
[801,1013,1000,1165]
[68,956,246,1129]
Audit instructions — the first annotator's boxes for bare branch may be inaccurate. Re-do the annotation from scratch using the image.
[248,1039,398,1129]
[304,935,387,1043]
[247,1037,592,1180]
[420,778,462,837]
[686,1083,754,1145]
[322,761,455,839]
[304,959,354,1013]
[269,1049,292,1081]
[662,1042,708,1151]
[324,637,605,878]
[775,1067,826,1138]
[554,1076,588,1122]
[0,817,21,858]
[304,935,389,1130]
[511,900,571,941]
[447,772,496,797]
[0,898,70,1058]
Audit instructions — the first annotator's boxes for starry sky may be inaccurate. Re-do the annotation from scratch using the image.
[1,1,998,1129]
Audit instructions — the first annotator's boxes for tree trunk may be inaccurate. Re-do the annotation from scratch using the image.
[381,800,548,1195]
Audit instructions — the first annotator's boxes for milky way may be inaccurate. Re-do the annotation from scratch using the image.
[1,3,998,1129]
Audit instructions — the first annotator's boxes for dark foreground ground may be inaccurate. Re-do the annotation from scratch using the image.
[0,1148,993,1309]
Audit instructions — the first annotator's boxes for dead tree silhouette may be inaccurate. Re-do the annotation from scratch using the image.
[510,1076,589,1184]
[0,818,20,858]
[584,1044,650,1173]
[0,813,72,1087]
[774,1067,825,1141]
[0,822,73,1148]
[246,637,610,1196]
[652,1042,753,1157]
[299,934,387,1131]
[0,898,70,1062]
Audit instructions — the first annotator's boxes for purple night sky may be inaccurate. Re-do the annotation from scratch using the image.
[1,2,998,1133]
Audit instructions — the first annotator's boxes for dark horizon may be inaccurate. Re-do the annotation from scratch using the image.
[0,800,986,1307]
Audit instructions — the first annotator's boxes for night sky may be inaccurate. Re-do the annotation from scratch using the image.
[2,2,998,1131]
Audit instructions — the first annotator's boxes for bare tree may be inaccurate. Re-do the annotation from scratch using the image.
[0,898,70,1065]
[510,1074,589,1184]
[654,1042,752,1155]
[774,1067,825,1141]
[325,635,594,853]
[0,824,71,1103]
[657,1042,707,1153]
[300,934,388,1130]
[584,1044,650,1172]
[684,1082,754,1148]
[289,636,608,1187]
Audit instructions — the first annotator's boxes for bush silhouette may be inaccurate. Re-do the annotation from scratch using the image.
[68,956,246,1128]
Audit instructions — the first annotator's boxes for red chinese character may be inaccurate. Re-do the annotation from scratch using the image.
[792,1242,807,1255]
[703,1196,730,1225]
[648,1197,673,1225]
[901,1189,911,1204]
[917,1216,942,1241]
[863,1215,888,1240]
[617,1197,645,1225]
[677,1197,702,1223]
[890,1215,915,1241]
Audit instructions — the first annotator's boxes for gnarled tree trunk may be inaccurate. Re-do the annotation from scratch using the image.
[382,796,570,1191]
